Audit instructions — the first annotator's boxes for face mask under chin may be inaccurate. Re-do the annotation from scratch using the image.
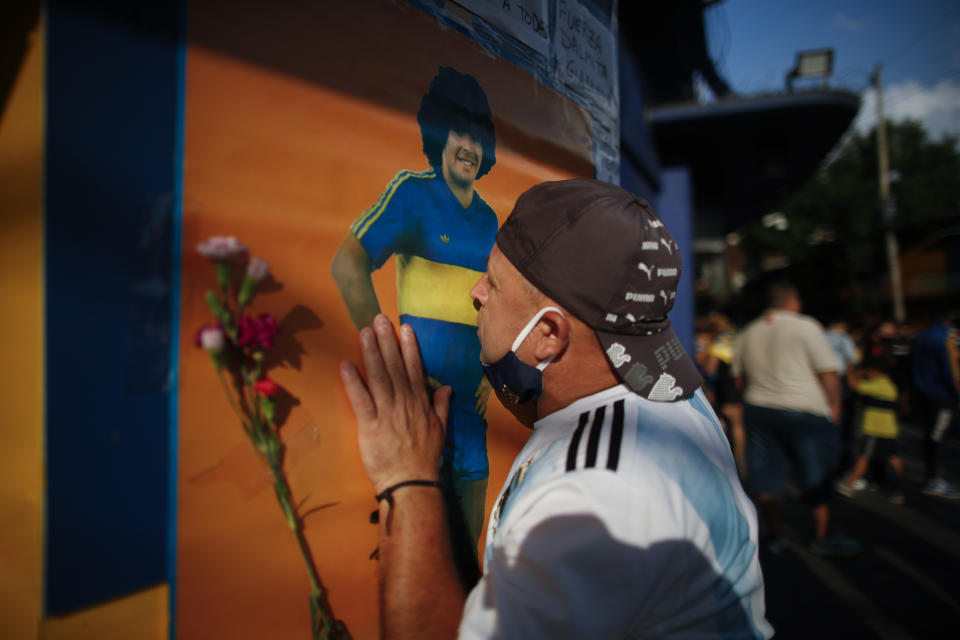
[481,306,564,414]
[494,386,541,429]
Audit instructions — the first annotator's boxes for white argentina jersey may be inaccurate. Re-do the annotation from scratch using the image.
[460,385,772,639]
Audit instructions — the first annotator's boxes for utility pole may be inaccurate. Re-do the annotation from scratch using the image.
[873,63,905,323]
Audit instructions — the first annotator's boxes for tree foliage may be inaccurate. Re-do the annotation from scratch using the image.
[735,119,960,320]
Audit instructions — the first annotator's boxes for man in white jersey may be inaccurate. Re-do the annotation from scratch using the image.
[339,179,772,638]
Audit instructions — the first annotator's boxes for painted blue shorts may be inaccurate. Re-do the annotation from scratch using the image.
[744,404,838,504]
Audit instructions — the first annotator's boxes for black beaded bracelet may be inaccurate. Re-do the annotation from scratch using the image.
[369,479,444,525]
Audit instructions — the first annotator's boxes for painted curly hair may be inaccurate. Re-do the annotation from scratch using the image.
[416,67,497,179]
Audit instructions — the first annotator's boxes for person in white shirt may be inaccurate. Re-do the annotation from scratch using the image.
[733,283,859,556]
[339,179,772,639]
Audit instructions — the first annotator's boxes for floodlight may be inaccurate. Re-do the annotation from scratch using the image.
[786,48,834,91]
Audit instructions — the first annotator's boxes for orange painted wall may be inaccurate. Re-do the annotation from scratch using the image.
[178,2,592,638]
[0,15,44,640]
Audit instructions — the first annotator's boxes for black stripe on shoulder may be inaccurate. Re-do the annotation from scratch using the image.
[584,405,606,468]
[606,399,625,471]
[566,411,590,471]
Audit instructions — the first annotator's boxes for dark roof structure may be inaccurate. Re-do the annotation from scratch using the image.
[649,90,860,231]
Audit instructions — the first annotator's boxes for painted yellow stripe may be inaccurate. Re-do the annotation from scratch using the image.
[352,169,435,239]
[0,16,44,639]
[396,255,482,326]
[42,584,168,640]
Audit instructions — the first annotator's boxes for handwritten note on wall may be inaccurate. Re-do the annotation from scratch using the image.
[556,0,616,110]
[450,0,620,182]
[456,0,550,56]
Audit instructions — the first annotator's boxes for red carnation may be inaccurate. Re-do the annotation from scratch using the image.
[253,378,280,398]
[237,314,278,350]
[255,313,279,349]
[237,315,257,347]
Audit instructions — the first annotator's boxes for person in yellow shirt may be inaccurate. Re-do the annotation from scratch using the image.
[835,351,907,504]
[701,311,746,473]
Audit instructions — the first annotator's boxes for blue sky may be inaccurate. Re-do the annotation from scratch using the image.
[705,0,960,141]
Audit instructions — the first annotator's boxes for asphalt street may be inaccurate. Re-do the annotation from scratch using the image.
[757,419,960,638]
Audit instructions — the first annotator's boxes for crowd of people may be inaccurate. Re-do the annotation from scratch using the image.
[696,293,960,555]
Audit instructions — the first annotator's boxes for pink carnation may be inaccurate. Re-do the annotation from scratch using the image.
[246,257,270,281]
[197,236,248,262]
[194,323,224,350]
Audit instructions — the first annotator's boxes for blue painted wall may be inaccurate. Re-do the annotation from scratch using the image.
[655,167,696,355]
[619,31,694,356]
[45,0,183,615]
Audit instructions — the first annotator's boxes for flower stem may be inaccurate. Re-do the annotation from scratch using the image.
[239,363,260,426]
[267,459,338,639]
[216,369,253,435]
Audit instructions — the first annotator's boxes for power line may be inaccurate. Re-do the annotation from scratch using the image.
[835,68,874,92]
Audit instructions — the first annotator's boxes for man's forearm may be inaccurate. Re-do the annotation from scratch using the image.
[378,486,466,640]
[339,316,463,639]
[845,363,857,390]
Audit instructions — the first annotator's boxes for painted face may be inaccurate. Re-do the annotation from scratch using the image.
[470,245,535,365]
[440,129,482,191]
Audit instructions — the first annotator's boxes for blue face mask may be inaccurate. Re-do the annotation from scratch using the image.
[481,307,564,406]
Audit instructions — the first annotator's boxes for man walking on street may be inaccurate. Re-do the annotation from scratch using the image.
[733,282,859,556]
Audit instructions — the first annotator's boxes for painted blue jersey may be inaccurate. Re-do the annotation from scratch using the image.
[351,169,498,479]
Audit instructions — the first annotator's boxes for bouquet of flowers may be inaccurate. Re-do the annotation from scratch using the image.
[195,236,347,639]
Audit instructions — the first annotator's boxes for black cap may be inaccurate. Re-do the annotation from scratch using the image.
[496,179,702,401]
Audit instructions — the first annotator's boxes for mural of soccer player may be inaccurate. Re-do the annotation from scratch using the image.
[330,67,497,564]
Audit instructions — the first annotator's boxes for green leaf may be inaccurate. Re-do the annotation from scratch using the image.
[208,351,224,372]
[259,396,276,425]
[266,435,281,467]
[237,276,258,308]
[204,291,229,323]
[215,261,231,293]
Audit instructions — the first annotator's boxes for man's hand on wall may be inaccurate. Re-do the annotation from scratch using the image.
[340,314,451,494]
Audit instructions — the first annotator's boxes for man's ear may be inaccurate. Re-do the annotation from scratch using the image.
[532,309,571,362]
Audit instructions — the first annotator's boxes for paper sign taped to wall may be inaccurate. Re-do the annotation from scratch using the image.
[556,0,616,110]
[456,0,550,56]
